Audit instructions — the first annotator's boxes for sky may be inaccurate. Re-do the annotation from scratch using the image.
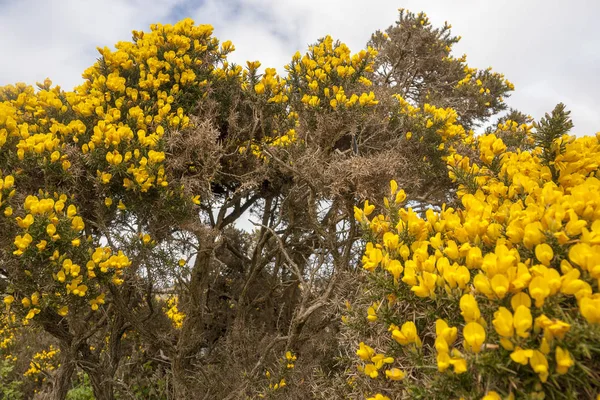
[1,0,598,134]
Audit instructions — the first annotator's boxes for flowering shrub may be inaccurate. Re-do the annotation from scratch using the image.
[0,9,589,400]
[348,105,600,399]
[0,18,236,398]
[0,18,233,327]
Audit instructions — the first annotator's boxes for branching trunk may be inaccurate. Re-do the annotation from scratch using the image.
[84,368,115,400]
[173,230,217,396]
[51,350,75,400]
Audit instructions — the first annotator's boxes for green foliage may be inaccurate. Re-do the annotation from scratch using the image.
[0,359,24,400]
[66,373,94,400]
[532,103,574,180]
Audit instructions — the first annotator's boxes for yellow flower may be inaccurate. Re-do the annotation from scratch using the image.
[367,304,378,322]
[363,200,375,216]
[395,189,407,204]
[356,342,375,361]
[371,353,394,368]
[459,294,481,322]
[482,391,502,400]
[46,223,57,236]
[364,363,378,378]
[71,216,85,232]
[535,243,553,266]
[411,271,437,298]
[528,276,550,307]
[523,222,544,249]
[510,347,533,365]
[101,172,112,184]
[13,233,33,254]
[444,240,459,260]
[514,305,532,338]
[463,322,485,353]
[36,240,47,251]
[437,350,451,372]
[3,175,14,189]
[435,319,458,345]
[67,204,77,218]
[529,350,549,382]
[385,368,405,380]
[510,292,531,311]
[473,274,493,297]
[16,214,34,229]
[382,232,399,251]
[466,246,483,269]
[367,395,390,400]
[3,295,14,306]
[391,321,421,347]
[449,353,467,374]
[555,347,574,375]
[492,307,514,338]
[565,213,587,237]
[580,297,600,323]
[362,243,383,271]
[390,180,398,194]
[491,274,510,299]
[386,259,403,281]
[285,351,297,362]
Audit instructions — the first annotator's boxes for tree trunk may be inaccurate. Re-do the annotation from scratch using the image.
[86,369,115,400]
[172,353,198,399]
[173,235,216,397]
[51,356,75,400]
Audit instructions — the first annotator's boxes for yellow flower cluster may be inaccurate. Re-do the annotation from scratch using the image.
[286,35,379,110]
[71,20,221,195]
[285,350,297,369]
[253,65,289,104]
[0,18,225,206]
[455,65,514,108]
[6,190,130,321]
[257,351,297,397]
[1,19,235,322]
[163,296,185,329]
[496,119,533,137]
[0,173,15,217]
[24,345,59,378]
[239,35,380,159]
[268,377,286,391]
[353,126,600,397]
[356,341,404,381]
[393,95,472,151]
[0,313,15,351]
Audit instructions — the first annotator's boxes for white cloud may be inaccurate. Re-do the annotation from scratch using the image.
[1,0,598,133]
[0,0,185,90]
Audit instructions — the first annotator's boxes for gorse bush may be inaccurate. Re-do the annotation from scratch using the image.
[347,105,600,399]
[0,8,597,400]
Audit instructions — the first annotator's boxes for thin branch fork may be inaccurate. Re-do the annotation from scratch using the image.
[250,221,307,288]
